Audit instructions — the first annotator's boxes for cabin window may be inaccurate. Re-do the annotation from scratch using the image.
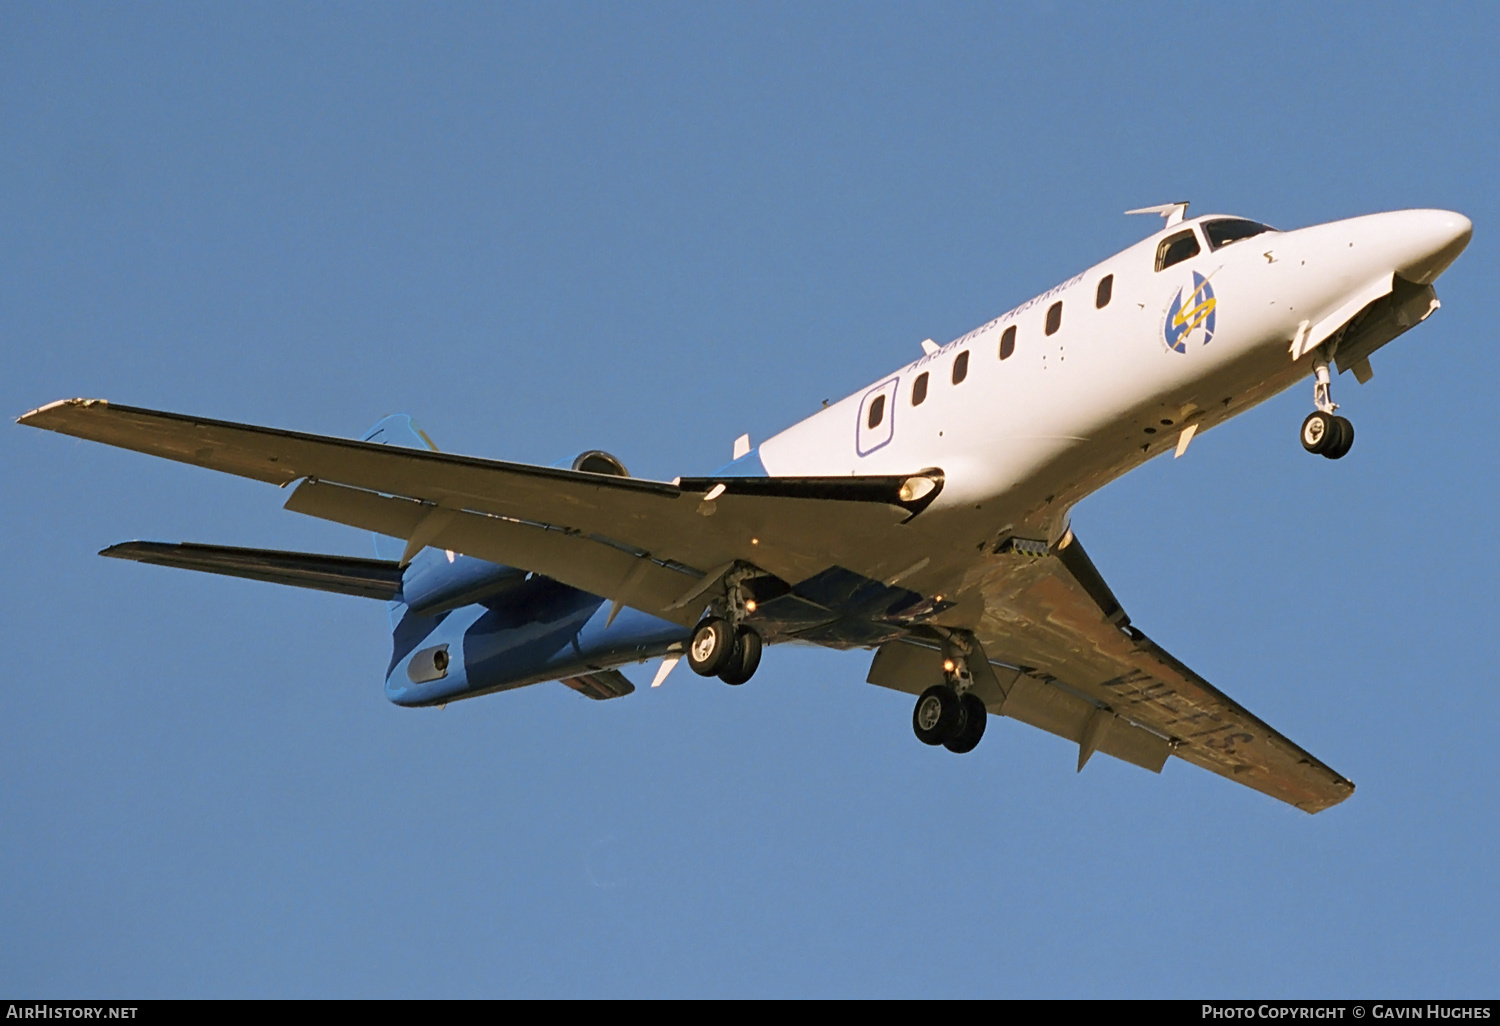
[912,372,929,406]
[1203,217,1275,250]
[1155,229,1201,271]
[867,394,886,429]
[951,350,969,384]
[1095,274,1113,308]
[1045,301,1062,336]
[999,325,1016,360]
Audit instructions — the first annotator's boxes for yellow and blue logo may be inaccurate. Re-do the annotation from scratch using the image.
[1164,271,1216,353]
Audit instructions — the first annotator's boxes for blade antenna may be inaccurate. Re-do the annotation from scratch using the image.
[1125,201,1190,227]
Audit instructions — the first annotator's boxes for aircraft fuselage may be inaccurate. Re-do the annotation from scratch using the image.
[383,207,1471,707]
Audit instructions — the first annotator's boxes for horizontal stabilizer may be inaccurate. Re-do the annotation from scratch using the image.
[101,541,403,600]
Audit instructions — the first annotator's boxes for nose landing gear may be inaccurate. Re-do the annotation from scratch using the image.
[1300,350,1355,459]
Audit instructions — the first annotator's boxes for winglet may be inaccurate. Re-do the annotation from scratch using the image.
[1126,202,1189,227]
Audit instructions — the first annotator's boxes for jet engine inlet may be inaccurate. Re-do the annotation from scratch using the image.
[572,450,630,477]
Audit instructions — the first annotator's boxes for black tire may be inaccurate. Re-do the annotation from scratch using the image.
[944,693,989,754]
[1301,411,1336,454]
[686,617,735,677]
[1323,416,1354,460]
[718,627,763,685]
[913,685,962,746]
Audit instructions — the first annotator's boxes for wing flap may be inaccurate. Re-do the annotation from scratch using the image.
[866,638,1169,772]
[283,479,705,626]
[100,541,403,600]
[999,674,1171,773]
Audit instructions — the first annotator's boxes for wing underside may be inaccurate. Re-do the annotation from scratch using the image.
[969,533,1353,813]
[870,533,1354,812]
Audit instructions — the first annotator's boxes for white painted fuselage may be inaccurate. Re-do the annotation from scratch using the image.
[753,209,1471,611]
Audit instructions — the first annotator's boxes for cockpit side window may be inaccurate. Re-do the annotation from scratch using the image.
[1155,229,1201,271]
[1203,218,1276,251]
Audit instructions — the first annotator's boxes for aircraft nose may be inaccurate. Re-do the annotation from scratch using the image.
[1393,209,1473,284]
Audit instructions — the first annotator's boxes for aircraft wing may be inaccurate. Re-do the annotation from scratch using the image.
[964,533,1355,813]
[19,399,943,626]
[25,401,1356,811]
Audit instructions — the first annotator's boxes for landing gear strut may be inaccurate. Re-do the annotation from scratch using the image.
[1301,350,1354,460]
[911,646,988,754]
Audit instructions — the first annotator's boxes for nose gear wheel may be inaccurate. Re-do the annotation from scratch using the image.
[1301,411,1354,459]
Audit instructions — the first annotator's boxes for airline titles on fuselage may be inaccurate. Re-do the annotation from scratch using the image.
[905,271,1088,374]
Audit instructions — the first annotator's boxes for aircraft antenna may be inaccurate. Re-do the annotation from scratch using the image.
[1125,201,1189,226]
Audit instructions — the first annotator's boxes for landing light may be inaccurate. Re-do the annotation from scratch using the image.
[899,476,936,502]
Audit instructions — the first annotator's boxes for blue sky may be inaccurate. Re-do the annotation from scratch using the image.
[3,2,1497,997]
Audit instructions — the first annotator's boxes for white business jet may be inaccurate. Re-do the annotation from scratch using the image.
[19,202,1472,813]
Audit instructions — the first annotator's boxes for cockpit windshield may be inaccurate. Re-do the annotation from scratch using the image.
[1203,218,1276,251]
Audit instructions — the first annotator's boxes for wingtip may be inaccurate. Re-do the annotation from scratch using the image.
[1299,776,1357,814]
[99,541,169,562]
[17,397,108,426]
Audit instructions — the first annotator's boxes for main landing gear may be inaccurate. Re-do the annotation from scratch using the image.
[911,649,987,754]
[687,616,763,686]
[1300,350,1354,460]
